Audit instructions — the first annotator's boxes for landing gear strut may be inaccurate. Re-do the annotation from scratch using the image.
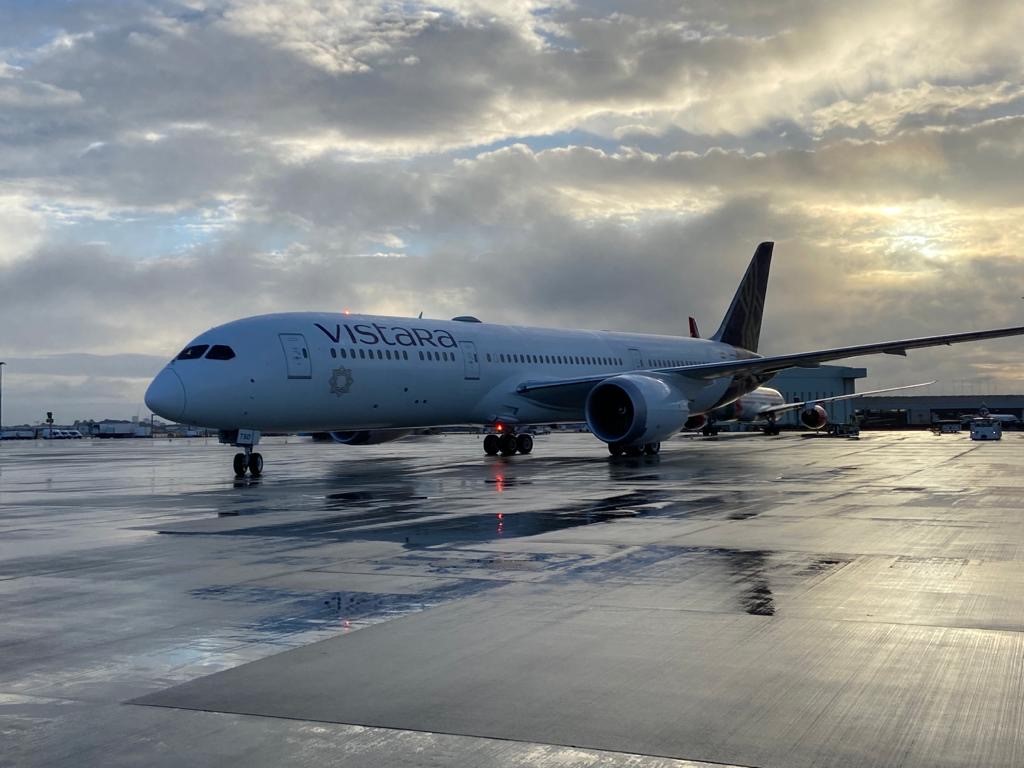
[762,417,781,436]
[483,429,533,456]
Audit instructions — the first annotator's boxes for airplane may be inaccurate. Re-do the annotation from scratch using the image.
[144,241,1024,476]
[691,381,934,436]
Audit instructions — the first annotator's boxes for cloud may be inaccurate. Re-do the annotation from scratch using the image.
[1,0,1024,422]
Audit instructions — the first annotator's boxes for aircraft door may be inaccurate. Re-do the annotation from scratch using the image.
[460,341,480,380]
[629,347,643,369]
[279,333,312,379]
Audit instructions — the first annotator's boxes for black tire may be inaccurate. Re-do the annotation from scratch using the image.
[643,442,661,455]
[233,453,247,476]
[248,452,263,476]
[499,433,518,456]
[624,445,644,457]
[516,434,534,454]
[608,444,624,456]
[483,434,500,455]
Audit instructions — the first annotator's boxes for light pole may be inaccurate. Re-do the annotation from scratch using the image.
[0,361,5,436]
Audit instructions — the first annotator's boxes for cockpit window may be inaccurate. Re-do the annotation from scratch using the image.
[205,345,236,360]
[176,344,209,360]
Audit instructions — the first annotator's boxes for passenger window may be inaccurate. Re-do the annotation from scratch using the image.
[331,348,337,359]
[177,344,209,360]
[205,345,235,360]
[386,350,392,360]
[359,349,366,359]
[377,350,383,359]
[339,349,345,358]
[403,351,408,360]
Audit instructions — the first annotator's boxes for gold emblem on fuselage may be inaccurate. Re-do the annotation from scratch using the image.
[329,367,354,396]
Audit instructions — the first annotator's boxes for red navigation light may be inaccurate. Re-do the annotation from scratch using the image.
[496,422,504,432]
[343,308,351,315]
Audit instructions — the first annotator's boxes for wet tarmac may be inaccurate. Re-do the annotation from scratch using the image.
[3,431,1024,767]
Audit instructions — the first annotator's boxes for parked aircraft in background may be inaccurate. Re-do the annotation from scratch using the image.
[145,241,1024,476]
[689,382,933,435]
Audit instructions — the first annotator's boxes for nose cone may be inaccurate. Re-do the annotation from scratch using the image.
[145,367,186,420]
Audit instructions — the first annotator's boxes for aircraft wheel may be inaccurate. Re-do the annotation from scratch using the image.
[233,453,247,476]
[608,444,624,457]
[624,445,644,457]
[248,452,263,476]
[516,434,534,455]
[483,434,500,455]
[499,433,518,456]
[643,442,661,455]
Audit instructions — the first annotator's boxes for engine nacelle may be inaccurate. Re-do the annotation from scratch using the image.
[326,429,413,445]
[684,414,708,431]
[799,405,828,430]
[585,373,690,446]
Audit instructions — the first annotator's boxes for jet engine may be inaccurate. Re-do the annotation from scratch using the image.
[585,373,690,446]
[799,405,828,430]
[324,429,413,445]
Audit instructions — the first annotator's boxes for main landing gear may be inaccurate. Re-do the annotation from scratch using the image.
[483,431,533,456]
[608,442,660,457]
[762,417,781,436]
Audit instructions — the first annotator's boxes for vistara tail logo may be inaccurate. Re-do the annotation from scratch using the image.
[329,367,354,396]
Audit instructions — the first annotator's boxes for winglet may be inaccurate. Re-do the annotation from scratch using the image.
[711,242,773,352]
[688,316,700,338]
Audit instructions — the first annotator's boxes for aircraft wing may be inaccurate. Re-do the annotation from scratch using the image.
[674,325,1024,381]
[757,381,935,416]
[516,325,1024,398]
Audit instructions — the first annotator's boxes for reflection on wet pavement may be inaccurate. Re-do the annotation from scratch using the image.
[5,431,1024,768]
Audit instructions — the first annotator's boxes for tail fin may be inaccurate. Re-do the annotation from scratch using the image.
[711,241,773,352]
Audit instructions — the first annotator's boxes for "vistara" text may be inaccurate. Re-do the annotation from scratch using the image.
[315,322,458,349]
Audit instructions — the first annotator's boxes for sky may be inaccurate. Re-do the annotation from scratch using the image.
[2,0,1024,425]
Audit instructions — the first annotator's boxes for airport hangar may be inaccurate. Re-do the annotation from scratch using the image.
[760,366,1024,428]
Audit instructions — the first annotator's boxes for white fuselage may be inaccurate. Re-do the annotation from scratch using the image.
[713,387,786,423]
[147,312,753,432]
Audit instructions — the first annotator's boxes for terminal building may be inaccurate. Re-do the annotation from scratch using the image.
[767,366,1023,429]
[768,365,866,426]
[854,394,1024,428]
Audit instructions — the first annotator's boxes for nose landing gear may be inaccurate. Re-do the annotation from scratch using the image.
[221,429,263,477]
[232,447,264,477]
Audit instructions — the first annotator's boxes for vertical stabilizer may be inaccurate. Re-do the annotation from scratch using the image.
[711,241,773,352]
